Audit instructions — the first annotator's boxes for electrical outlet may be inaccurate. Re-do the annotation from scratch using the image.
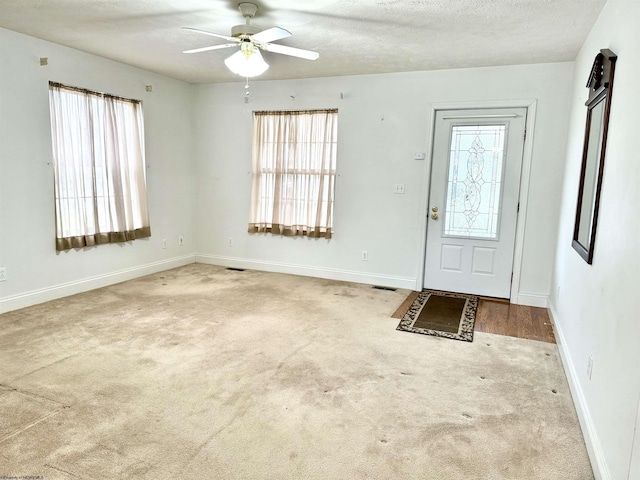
[0,267,6,282]
[178,235,184,246]
[393,184,405,194]
[162,239,167,249]
[228,238,233,248]
[587,355,594,380]
[361,250,368,261]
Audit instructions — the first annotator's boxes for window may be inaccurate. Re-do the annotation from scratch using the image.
[248,109,338,238]
[48,82,150,251]
[443,124,507,239]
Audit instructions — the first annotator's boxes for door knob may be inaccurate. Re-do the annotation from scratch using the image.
[431,212,439,220]
[431,206,438,213]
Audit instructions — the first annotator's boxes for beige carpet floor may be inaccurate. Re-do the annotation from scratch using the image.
[0,264,593,479]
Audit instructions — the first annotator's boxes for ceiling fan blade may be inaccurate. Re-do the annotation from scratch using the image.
[183,43,238,54]
[260,43,319,61]
[251,26,291,44]
[182,27,238,43]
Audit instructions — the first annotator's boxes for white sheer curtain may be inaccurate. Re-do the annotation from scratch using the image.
[249,109,338,238]
[49,82,150,251]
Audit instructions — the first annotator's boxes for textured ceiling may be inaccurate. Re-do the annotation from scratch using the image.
[0,0,606,84]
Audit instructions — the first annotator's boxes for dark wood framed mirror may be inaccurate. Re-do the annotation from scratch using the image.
[572,49,617,264]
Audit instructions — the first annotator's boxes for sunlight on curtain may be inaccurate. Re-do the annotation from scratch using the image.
[249,109,338,238]
[48,83,150,251]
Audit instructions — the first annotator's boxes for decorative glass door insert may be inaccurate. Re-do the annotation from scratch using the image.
[443,124,507,239]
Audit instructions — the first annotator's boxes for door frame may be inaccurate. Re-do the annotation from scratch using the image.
[415,99,538,305]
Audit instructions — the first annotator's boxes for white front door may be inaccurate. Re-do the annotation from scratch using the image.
[423,108,527,298]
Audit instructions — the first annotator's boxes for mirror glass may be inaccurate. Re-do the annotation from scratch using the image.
[576,98,605,250]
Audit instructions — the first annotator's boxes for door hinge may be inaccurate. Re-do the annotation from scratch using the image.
[517,202,520,213]
[523,127,527,140]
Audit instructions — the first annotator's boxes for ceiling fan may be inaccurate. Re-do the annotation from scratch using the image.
[183,2,319,78]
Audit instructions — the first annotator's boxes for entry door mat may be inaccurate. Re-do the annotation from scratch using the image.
[396,290,479,342]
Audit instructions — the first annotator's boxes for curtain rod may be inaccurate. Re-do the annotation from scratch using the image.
[49,81,141,104]
[253,109,338,116]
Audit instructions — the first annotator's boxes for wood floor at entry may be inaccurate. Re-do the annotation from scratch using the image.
[475,299,555,344]
[393,293,555,344]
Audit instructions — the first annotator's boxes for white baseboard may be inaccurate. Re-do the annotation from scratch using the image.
[195,254,417,290]
[514,291,548,307]
[548,302,609,480]
[0,255,196,314]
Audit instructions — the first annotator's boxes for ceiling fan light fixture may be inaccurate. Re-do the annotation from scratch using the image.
[224,46,269,77]
[184,2,318,80]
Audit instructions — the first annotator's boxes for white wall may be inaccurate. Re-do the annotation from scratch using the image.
[549,1,640,479]
[630,402,640,480]
[0,28,196,312]
[193,63,573,302]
